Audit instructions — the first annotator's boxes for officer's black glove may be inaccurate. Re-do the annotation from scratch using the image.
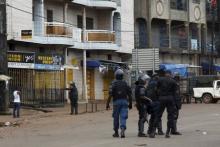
[106,103,110,110]
[128,103,132,110]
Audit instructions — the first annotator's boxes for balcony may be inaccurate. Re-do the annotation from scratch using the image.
[71,0,117,9]
[45,22,73,38]
[84,30,115,43]
[74,30,118,50]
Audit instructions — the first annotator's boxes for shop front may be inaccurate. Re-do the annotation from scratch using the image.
[8,51,65,107]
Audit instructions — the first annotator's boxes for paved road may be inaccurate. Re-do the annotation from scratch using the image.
[0,104,220,147]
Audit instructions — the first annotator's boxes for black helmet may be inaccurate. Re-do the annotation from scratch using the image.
[138,74,150,85]
[115,69,124,80]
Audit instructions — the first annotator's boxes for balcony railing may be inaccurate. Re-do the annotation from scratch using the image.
[85,30,115,43]
[45,22,73,38]
[171,37,188,49]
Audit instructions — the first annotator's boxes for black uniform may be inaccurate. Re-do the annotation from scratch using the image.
[171,78,182,134]
[69,84,78,115]
[157,76,177,137]
[146,78,161,137]
[135,84,148,136]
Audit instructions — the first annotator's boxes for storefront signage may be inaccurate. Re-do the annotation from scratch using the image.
[7,52,64,70]
[35,54,63,65]
[8,52,35,63]
[8,62,34,69]
[8,52,35,69]
[34,64,62,70]
[21,30,32,39]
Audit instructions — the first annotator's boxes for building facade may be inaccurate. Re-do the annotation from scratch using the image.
[6,0,134,105]
[134,0,220,76]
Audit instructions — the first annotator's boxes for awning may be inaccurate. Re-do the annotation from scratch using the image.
[0,75,12,81]
[160,64,201,77]
[84,60,128,70]
[201,62,220,72]
[160,64,188,77]
[86,60,101,68]
[214,64,220,72]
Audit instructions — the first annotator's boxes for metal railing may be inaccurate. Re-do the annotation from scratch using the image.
[171,37,188,49]
[85,30,115,43]
[45,22,73,38]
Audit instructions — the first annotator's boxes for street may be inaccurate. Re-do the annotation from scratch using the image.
[0,104,220,147]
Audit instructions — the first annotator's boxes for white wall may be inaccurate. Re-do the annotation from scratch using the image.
[44,0,63,23]
[7,0,33,40]
[118,0,134,54]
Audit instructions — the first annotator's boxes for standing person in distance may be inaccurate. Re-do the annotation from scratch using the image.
[65,82,78,115]
[135,74,151,137]
[157,70,177,138]
[13,90,21,118]
[106,69,132,138]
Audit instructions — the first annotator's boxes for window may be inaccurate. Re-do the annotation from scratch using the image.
[86,52,90,58]
[32,6,35,21]
[107,54,112,60]
[77,15,94,29]
[170,0,187,10]
[192,0,200,4]
[0,10,3,34]
[217,82,220,88]
[47,10,53,22]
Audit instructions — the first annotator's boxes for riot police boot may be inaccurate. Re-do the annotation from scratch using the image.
[165,128,171,138]
[171,120,182,135]
[171,131,182,135]
[158,129,164,135]
[157,122,164,135]
[121,128,125,138]
[112,130,119,138]
[149,128,156,138]
[138,132,147,137]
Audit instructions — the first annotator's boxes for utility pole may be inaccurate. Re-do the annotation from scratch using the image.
[0,0,9,114]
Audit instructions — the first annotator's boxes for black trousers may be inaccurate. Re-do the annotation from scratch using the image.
[71,102,78,115]
[137,104,147,134]
[148,101,160,134]
[171,107,179,133]
[158,96,175,133]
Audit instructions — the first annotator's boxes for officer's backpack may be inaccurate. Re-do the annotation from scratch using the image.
[112,80,129,99]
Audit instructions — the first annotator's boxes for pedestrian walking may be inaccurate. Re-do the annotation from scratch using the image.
[106,69,132,138]
[13,90,21,118]
[65,82,78,115]
[135,74,150,137]
[156,70,177,138]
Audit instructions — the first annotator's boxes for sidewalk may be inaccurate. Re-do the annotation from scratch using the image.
[0,103,107,125]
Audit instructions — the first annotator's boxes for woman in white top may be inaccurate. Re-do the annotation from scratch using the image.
[13,90,21,118]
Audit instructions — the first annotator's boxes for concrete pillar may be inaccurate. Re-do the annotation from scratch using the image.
[63,2,68,23]
[185,22,190,51]
[82,7,88,102]
[147,0,152,48]
[147,19,152,48]
[34,0,44,36]
[166,20,171,48]
[197,24,201,52]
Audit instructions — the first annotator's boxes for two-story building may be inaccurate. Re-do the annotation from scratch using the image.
[6,0,134,106]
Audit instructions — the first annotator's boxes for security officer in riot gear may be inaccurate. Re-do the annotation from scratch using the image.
[106,69,132,138]
[135,74,151,137]
[146,74,162,138]
[157,70,177,138]
[171,74,182,135]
